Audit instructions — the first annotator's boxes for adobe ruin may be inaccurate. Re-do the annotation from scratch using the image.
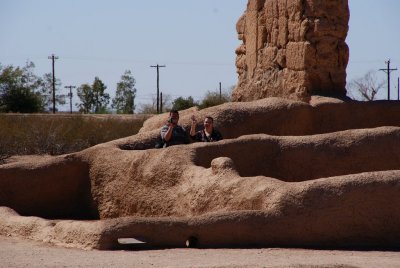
[232,0,349,101]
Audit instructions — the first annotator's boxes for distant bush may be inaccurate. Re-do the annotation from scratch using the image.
[199,90,231,109]
[171,96,198,111]
[0,114,150,162]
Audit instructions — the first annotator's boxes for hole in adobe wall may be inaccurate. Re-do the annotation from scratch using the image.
[115,237,151,250]
[193,134,400,182]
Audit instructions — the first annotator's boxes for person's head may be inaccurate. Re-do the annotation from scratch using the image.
[168,110,179,125]
[203,116,214,131]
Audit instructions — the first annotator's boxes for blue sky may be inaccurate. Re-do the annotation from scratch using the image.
[347,0,400,100]
[0,0,399,111]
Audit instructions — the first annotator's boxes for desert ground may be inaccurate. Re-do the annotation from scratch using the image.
[1,235,399,268]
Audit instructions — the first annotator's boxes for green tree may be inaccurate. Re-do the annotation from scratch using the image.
[0,61,45,113]
[171,96,198,111]
[112,70,137,114]
[76,83,93,113]
[92,77,110,113]
[39,73,65,111]
[199,90,231,109]
[76,77,110,114]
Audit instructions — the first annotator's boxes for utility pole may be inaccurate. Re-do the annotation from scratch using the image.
[48,54,59,113]
[150,64,166,113]
[379,59,397,100]
[64,85,76,114]
[397,77,400,101]
[160,92,163,113]
[219,82,222,102]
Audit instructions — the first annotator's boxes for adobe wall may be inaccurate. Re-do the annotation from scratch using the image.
[2,98,400,249]
[232,0,349,101]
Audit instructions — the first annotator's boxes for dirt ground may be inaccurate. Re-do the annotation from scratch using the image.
[1,236,399,268]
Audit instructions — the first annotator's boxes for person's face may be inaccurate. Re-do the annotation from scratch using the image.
[170,112,179,124]
[204,118,213,130]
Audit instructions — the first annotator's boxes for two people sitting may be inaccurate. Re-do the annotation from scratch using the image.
[160,110,223,147]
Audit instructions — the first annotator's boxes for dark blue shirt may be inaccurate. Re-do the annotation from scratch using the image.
[191,129,223,142]
[160,125,190,147]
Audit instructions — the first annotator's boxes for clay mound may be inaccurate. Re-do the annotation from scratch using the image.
[1,97,400,250]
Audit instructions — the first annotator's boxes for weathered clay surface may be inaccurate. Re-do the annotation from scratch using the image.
[232,0,349,101]
[1,97,400,250]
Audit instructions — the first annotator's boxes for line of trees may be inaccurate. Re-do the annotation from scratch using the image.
[2,60,394,114]
[76,70,137,114]
[0,61,65,113]
[0,61,137,114]
[136,88,232,114]
[1,60,232,114]
[170,90,231,111]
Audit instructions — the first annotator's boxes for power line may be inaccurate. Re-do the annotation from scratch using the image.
[48,54,59,113]
[379,59,397,100]
[150,64,166,114]
[48,56,234,67]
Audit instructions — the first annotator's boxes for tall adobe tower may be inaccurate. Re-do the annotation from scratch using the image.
[233,0,349,101]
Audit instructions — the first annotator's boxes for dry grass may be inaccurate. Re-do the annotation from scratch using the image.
[0,113,151,162]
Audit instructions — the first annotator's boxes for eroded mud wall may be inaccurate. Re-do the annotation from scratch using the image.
[233,0,349,101]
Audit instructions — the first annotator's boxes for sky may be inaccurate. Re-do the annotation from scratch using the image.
[0,0,399,112]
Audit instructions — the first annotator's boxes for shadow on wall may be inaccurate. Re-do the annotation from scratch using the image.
[0,158,99,220]
[192,129,400,182]
[216,101,400,139]
[119,136,160,150]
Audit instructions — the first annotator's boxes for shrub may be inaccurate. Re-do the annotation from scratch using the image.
[199,90,230,109]
[171,96,198,111]
[0,114,150,161]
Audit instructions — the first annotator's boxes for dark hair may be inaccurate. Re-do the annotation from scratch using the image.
[170,110,179,115]
[205,116,214,123]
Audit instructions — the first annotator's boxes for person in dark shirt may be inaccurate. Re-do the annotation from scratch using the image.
[160,110,190,147]
[190,116,223,142]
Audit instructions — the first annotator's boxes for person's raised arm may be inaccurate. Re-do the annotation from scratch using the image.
[190,115,197,137]
[162,122,174,142]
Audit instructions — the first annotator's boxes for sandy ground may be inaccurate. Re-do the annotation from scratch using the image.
[1,236,399,268]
